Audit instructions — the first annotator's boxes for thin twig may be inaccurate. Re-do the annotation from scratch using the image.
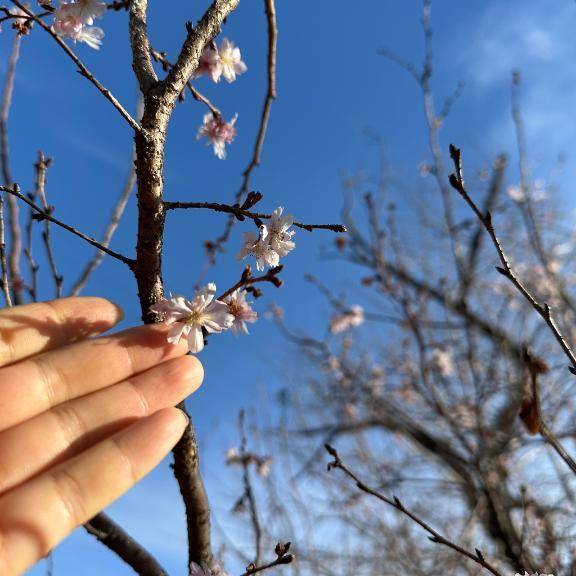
[0,33,23,304]
[35,151,62,297]
[164,201,346,233]
[70,148,137,295]
[448,144,576,371]
[0,184,135,268]
[324,444,504,576]
[10,0,140,132]
[218,265,283,301]
[239,410,263,565]
[0,192,11,306]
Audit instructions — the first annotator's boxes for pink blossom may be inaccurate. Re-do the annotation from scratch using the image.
[68,0,105,25]
[194,42,222,83]
[53,1,105,49]
[150,283,234,353]
[193,38,247,83]
[197,113,237,159]
[218,38,247,83]
[224,289,258,335]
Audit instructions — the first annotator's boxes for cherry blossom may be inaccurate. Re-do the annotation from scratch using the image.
[68,0,105,26]
[194,41,222,82]
[237,226,280,271]
[267,206,296,257]
[218,38,247,83]
[53,1,105,49]
[197,113,237,159]
[329,305,365,334]
[224,289,258,335]
[150,283,234,353]
[194,38,247,83]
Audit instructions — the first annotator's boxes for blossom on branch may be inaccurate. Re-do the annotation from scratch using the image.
[237,227,280,272]
[150,283,234,353]
[197,113,238,159]
[194,37,247,83]
[224,289,258,335]
[53,0,105,49]
[194,41,222,82]
[237,208,296,271]
[218,38,248,83]
[267,207,296,257]
[329,305,365,334]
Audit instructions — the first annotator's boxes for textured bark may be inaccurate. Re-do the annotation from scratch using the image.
[129,1,241,570]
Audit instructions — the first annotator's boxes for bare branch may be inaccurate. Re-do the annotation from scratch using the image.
[164,201,347,233]
[0,33,23,304]
[324,444,504,576]
[10,0,140,131]
[448,144,576,370]
[70,147,137,296]
[85,513,169,576]
[0,184,135,268]
[129,0,158,93]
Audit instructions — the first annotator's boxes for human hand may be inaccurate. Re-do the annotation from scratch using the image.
[0,297,203,575]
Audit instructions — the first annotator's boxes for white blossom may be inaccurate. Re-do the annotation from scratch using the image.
[224,289,258,335]
[53,1,105,49]
[237,227,280,271]
[218,38,247,83]
[267,206,296,257]
[150,283,234,354]
[329,305,365,334]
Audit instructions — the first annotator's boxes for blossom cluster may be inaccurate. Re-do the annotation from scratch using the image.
[237,207,296,271]
[193,39,246,159]
[53,0,105,49]
[150,284,257,354]
[152,207,296,353]
[194,38,247,84]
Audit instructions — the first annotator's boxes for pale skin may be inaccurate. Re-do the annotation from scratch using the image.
[0,297,204,575]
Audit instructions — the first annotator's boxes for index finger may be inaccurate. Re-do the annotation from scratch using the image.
[0,298,124,368]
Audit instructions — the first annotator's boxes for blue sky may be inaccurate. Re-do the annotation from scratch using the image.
[1,0,574,574]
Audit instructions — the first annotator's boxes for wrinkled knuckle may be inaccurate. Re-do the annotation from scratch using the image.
[34,358,61,408]
[52,402,87,447]
[126,379,151,417]
[110,436,139,486]
[51,468,88,529]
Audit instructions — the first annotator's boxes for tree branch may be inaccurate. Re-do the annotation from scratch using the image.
[0,32,23,304]
[0,185,135,268]
[324,444,504,576]
[448,144,576,370]
[10,0,140,132]
[164,201,346,233]
[85,513,169,576]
